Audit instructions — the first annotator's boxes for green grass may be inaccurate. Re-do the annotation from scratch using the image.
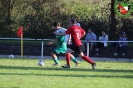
[0,58,133,88]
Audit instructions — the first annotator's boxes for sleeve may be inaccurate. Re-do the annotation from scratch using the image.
[99,36,102,41]
[81,28,85,36]
[56,30,59,33]
[65,35,69,42]
[125,37,127,41]
[60,28,66,33]
[119,37,122,41]
[123,37,128,45]
[66,28,71,34]
[106,35,108,41]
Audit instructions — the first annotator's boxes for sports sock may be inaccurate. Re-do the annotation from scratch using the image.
[82,55,94,64]
[53,57,59,64]
[71,57,78,63]
[66,53,70,66]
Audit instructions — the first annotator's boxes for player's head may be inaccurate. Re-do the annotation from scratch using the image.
[70,18,77,25]
[53,22,60,29]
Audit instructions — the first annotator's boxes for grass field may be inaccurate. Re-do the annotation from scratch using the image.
[0,58,133,88]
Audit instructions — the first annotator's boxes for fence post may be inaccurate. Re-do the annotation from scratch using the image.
[87,42,89,57]
[41,40,44,59]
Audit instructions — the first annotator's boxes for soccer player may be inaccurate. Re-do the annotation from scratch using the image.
[53,18,96,69]
[48,22,80,67]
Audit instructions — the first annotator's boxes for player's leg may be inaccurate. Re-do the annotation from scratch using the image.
[52,45,66,66]
[67,44,79,65]
[62,48,73,68]
[70,53,80,67]
[78,52,94,64]
[78,45,96,69]
[79,52,96,69]
[51,51,60,66]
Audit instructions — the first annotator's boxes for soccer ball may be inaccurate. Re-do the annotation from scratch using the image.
[9,54,14,58]
[38,60,45,66]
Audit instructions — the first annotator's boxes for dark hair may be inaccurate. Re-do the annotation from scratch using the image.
[53,22,60,27]
[70,18,77,24]
[88,28,92,31]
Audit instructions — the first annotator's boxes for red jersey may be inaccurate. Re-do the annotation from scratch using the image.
[66,25,85,46]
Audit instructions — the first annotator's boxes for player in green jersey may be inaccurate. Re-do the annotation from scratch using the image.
[48,22,80,67]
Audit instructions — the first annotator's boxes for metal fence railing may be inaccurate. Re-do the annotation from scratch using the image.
[86,41,133,57]
[0,38,54,58]
[0,38,133,59]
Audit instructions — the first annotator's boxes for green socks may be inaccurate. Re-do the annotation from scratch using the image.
[53,57,78,64]
[71,57,78,63]
[53,57,59,64]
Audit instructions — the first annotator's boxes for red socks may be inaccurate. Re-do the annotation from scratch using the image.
[66,54,93,66]
[82,55,94,64]
[66,53,70,66]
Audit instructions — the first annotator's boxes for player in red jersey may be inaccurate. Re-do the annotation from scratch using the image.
[53,18,96,69]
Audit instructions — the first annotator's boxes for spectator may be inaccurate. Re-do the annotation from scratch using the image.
[76,22,80,26]
[85,28,97,51]
[114,32,128,56]
[96,31,108,55]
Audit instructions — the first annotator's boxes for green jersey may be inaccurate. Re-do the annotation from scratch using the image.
[54,28,67,54]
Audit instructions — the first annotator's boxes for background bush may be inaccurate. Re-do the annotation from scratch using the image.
[0,0,133,40]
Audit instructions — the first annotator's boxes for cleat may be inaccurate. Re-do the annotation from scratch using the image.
[92,63,96,69]
[52,63,60,67]
[75,62,81,67]
[62,65,70,68]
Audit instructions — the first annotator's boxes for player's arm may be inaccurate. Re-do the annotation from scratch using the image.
[67,34,71,44]
[53,28,71,36]
[54,27,71,36]
[81,29,86,38]
[53,31,66,36]
[47,39,56,45]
